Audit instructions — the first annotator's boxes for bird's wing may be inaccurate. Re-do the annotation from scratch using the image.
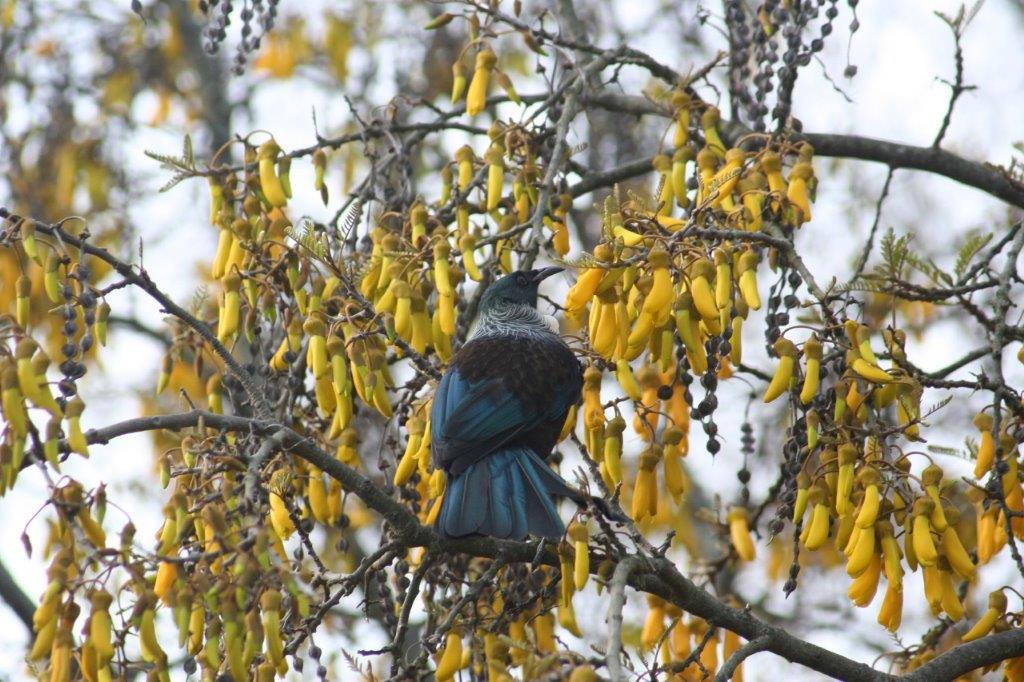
[431,365,575,476]
[431,367,531,475]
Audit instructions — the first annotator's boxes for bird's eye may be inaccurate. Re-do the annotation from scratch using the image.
[514,272,528,287]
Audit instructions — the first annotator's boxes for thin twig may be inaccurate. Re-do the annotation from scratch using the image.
[606,556,642,682]
[1,209,271,418]
[714,634,771,682]
[932,8,977,147]
[849,166,895,282]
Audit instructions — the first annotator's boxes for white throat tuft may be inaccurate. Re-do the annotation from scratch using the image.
[472,301,556,339]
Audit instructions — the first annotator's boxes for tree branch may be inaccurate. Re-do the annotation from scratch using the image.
[792,131,1024,209]
[170,0,232,155]
[0,209,271,419]
[106,314,172,348]
[82,408,1024,681]
[572,92,1024,210]
[714,634,770,682]
[606,556,642,682]
[0,559,34,635]
[904,629,1024,681]
[850,166,896,282]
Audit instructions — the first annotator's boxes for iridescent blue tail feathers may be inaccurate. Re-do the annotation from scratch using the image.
[436,446,575,539]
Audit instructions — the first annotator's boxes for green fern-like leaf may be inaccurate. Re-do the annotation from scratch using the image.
[286,219,328,260]
[832,277,890,295]
[190,285,209,315]
[339,199,364,241]
[182,134,194,166]
[157,172,191,193]
[145,135,200,191]
[927,442,963,458]
[624,188,650,214]
[879,228,911,279]
[920,396,953,421]
[143,150,187,168]
[602,194,622,240]
[954,231,993,278]
[873,228,954,285]
[903,251,951,285]
[561,253,602,269]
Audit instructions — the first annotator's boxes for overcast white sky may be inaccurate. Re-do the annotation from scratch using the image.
[2,1,1024,679]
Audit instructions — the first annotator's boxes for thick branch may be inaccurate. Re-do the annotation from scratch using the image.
[106,314,172,348]
[83,409,1024,681]
[85,410,431,544]
[573,92,1024,210]
[0,559,34,635]
[170,0,232,154]
[904,629,1024,681]
[793,131,1024,209]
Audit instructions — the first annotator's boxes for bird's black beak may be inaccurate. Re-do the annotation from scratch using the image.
[530,266,564,283]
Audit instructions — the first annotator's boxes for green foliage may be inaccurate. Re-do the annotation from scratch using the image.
[145,135,198,193]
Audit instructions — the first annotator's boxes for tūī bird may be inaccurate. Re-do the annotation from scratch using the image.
[431,267,585,540]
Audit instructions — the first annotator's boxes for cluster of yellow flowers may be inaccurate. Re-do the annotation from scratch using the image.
[24,426,332,681]
[153,454,341,681]
[554,125,818,530]
[550,83,1024,678]
[749,316,1024,642]
[148,73,580,675]
[0,225,107,495]
[425,560,590,681]
[559,188,770,520]
[427,552,750,682]
[30,553,114,681]
[641,595,748,681]
[655,92,816,225]
[8,18,1024,681]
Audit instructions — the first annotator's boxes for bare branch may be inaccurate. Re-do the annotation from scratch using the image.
[850,166,896,283]
[573,92,1024,210]
[714,634,770,682]
[932,5,978,147]
[606,556,642,682]
[0,559,34,635]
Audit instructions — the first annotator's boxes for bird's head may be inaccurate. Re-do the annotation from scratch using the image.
[478,267,563,313]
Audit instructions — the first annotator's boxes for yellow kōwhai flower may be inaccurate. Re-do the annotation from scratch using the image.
[728,506,756,561]
[803,486,831,550]
[568,522,590,590]
[786,161,814,224]
[257,141,288,208]
[973,412,995,478]
[799,334,822,404]
[911,498,938,567]
[763,337,798,403]
[961,591,1007,641]
[466,48,497,116]
[700,106,727,158]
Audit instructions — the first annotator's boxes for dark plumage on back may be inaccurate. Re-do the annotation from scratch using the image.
[431,267,584,539]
